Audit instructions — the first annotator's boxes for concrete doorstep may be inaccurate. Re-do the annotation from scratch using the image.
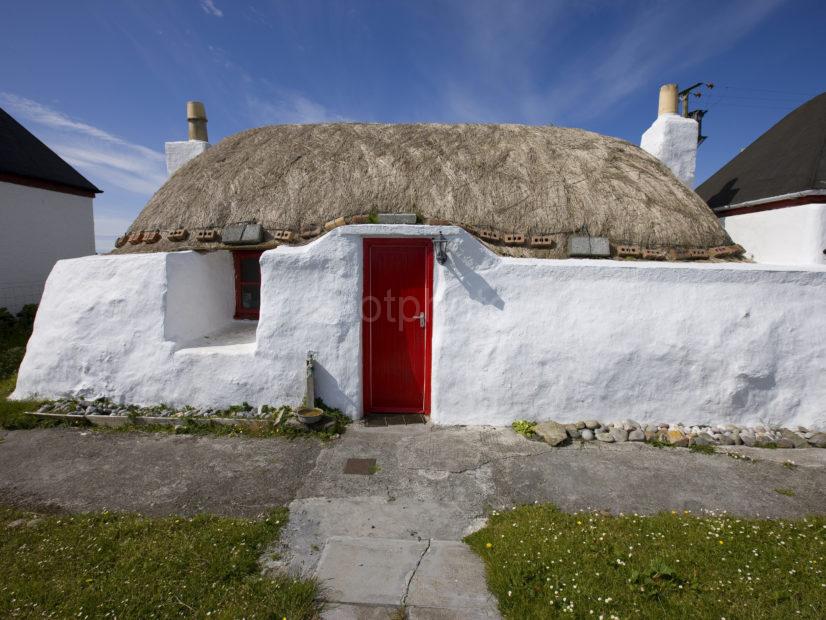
[317,537,499,619]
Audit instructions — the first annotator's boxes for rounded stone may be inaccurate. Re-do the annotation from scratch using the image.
[628,429,645,442]
[580,429,595,441]
[807,433,826,448]
[596,432,614,443]
[534,421,569,446]
[610,428,629,442]
[584,420,601,430]
[691,433,717,446]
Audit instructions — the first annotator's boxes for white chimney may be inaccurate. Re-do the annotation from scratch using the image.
[164,101,210,176]
[641,84,699,187]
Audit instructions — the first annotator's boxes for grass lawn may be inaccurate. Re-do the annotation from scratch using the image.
[1,507,320,619]
[0,373,46,430]
[466,504,826,619]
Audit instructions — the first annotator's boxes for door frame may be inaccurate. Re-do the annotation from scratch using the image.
[362,237,433,415]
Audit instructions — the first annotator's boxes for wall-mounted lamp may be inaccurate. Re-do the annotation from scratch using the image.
[433,231,449,265]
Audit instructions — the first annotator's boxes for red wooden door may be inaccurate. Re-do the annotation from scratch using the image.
[363,238,433,414]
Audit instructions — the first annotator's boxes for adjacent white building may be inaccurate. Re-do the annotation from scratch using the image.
[0,106,99,312]
[696,92,826,265]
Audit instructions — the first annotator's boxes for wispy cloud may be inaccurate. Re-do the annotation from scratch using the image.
[441,0,787,125]
[202,44,343,125]
[0,92,166,196]
[545,0,788,121]
[200,0,223,18]
[246,91,344,125]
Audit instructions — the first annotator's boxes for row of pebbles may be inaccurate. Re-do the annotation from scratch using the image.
[534,419,826,449]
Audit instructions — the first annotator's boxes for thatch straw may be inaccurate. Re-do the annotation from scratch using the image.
[114,123,733,258]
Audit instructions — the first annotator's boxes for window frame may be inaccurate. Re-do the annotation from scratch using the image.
[232,250,263,320]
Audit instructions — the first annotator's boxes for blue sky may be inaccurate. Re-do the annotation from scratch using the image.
[1,0,823,252]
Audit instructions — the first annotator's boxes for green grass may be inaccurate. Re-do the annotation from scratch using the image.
[466,504,826,619]
[0,507,320,619]
[689,443,716,455]
[0,374,47,430]
[775,488,796,497]
[0,308,45,430]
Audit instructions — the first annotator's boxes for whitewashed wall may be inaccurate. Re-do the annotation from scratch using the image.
[0,181,95,312]
[721,203,826,265]
[13,225,826,429]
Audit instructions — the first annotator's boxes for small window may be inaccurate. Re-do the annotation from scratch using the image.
[233,251,263,319]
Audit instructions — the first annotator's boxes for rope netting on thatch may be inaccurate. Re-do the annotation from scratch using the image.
[113,123,736,259]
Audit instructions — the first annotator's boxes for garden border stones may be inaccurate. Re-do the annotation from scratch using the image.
[29,397,347,436]
[516,418,826,450]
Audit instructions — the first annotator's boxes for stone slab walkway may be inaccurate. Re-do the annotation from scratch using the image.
[316,538,497,618]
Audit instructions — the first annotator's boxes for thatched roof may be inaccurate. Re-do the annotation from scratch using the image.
[114,123,738,260]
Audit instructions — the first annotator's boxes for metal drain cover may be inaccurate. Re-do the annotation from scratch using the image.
[343,458,376,475]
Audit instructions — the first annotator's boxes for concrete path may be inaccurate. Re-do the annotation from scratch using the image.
[3,423,826,617]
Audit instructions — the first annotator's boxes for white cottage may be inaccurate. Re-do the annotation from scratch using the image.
[0,106,99,312]
[12,107,826,428]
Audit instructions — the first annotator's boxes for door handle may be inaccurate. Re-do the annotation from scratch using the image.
[417,312,425,328]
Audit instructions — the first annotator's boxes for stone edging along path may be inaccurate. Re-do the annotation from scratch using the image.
[28,397,348,436]
[525,419,826,449]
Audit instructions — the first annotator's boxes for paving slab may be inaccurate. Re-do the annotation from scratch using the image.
[270,496,483,575]
[315,536,429,606]
[406,541,498,613]
[321,602,403,619]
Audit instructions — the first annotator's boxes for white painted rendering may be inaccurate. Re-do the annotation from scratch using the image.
[720,203,826,265]
[0,180,95,313]
[164,140,210,176]
[164,250,235,343]
[13,225,826,429]
[641,113,699,187]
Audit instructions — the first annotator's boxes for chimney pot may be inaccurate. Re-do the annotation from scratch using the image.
[165,100,211,176]
[186,100,208,141]
[658,84,678,116]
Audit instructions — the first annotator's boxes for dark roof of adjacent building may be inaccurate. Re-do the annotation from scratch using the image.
[696,93,826,209]
[0,105,101,196]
